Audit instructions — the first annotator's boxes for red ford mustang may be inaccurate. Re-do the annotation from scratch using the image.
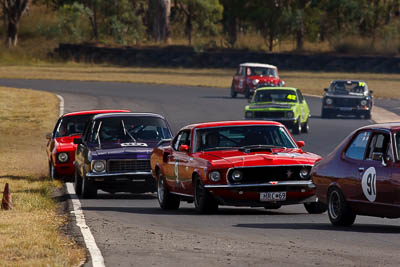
[312,123,400,226]
[46,109,130,181]
[151,120,326,213]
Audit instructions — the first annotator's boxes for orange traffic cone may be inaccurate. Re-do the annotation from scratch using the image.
[1,183,12,210]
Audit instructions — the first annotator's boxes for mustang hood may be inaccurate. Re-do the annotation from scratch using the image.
[200,149,318,167]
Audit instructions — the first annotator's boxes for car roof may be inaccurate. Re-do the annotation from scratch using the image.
[256,87,297,91]
[92,112,167,120]
[358,122,400,132]
[63,109,130,117]
[239,63,277,69]
[331,80,366,83]
[181,120,283,130]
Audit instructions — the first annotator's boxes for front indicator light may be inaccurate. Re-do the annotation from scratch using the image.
[57,152,69,163]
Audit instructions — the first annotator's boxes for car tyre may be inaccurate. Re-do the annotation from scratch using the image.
[304,202,327,214]
[327,187,356,226]
[157,174,180,210]
[292,119,301,135]
[230,83,237,98]
[301,119,310,134]
[365,111,371,120]
[194,176,218,214]
[82,176,97,199]
[74,168,83,195]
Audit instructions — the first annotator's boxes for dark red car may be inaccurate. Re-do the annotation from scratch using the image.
[151,120,326,213]
[46,109,130,180]
[231,63,285,98]
[312,123,400,226]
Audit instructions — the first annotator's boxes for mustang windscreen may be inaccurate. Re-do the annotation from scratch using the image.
[91,117,171,143]
[193,125,296,152]
[254,90,297,103]
[55,114,93,137]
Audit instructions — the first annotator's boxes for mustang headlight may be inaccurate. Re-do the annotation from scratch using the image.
[57,152,69,163]
[287,111,294,118]
[360,100,367,106]
[325,98,333,105]
[299,168,310,179]
[245,111,253,119]
[231,170,243,182]
[252,79,259,86]
[209,171,221,182]
[92,160,106,173]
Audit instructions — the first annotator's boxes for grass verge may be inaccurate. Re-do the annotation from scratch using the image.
[0,87,85,266]
[0,65,399,99]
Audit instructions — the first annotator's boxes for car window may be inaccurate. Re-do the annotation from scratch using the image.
[365,133,390,161]
[297,90,304,102]
[173,130,190,151]
[54,114,92,137]
[254,89,298,103]
[345,131,371,160]
[193,125,296,152]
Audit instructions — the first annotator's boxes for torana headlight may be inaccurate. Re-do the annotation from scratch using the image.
[325,98,333,105]
[92,160,106,172]
[360,100,367,106]
[57,152,69,163]
[209,171,221,182]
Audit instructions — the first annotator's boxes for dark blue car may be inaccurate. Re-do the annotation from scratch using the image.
[74,112,173,198]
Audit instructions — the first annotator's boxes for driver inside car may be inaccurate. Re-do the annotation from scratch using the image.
[203,131,220,150]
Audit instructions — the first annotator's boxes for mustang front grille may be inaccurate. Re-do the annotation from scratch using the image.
[227,165,312,184]
[107,159,151,173]
[253,111,285,118]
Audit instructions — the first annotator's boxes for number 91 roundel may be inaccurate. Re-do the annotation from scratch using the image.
[361,167,376,202]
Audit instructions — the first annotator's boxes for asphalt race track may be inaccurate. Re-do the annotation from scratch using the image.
[2,78,400,266]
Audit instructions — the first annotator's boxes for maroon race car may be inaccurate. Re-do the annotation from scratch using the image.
[151,120,326,214]
[312,123,400,226]
[231,63,285,98]
[46,109,130,181]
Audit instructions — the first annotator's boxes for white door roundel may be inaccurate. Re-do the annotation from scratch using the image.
[361,167,376,202]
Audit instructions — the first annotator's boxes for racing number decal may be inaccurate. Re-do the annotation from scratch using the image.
[361,167,376,202]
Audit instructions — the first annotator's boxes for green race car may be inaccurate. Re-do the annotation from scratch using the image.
[244,87,310,134]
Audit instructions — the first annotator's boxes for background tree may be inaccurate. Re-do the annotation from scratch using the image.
[176,0,223,45]
[220,0,247,47]
[148,0,171,43]
[1,0,31,47]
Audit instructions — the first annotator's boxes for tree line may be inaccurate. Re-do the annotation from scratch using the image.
[1,0,400,52]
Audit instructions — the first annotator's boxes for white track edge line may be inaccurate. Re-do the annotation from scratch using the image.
[57,94,105,267]
[66,183,105,267]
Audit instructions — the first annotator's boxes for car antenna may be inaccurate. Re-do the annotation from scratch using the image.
[121,119,137,143]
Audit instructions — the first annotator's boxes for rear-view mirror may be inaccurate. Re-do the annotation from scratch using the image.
[296,141,305,148]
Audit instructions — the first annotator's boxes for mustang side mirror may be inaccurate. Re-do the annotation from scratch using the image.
[179,145,189,153]
[45,132,52,140]
[296,141,305,148]
[73,138,83,145]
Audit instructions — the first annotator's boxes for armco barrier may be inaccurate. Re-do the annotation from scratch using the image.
[55,43,400,73]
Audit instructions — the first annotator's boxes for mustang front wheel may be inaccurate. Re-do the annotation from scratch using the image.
[157,175,180,210]
[194,177,218,213]
[327,187,356,226]
[304,202,327,214]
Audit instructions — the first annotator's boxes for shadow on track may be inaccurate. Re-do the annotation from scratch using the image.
[82,204,304,216]
[235,222,400,234]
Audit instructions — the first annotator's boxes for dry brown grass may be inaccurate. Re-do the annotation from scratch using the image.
[0,87,85,266]
[0,65,399,98]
